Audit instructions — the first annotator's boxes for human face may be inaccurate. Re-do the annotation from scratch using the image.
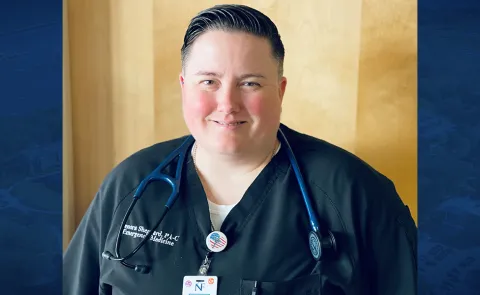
[180,30,287,155]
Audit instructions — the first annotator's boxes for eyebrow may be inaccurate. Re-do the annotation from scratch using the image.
[194,71,266,80]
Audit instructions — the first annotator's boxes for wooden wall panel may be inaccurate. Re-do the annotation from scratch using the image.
[356,0,417,221]
[67,0,114,227]
[64,0,417,245]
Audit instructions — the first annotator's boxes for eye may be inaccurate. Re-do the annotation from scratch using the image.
[242,81,261,87]
[201,80,215,85]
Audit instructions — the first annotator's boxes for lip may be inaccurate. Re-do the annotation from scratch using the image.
[210,119,247,129]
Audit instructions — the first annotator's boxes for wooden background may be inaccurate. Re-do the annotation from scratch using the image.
[63,0,417,249]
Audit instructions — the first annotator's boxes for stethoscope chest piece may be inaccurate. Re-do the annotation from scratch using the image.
[309,231,322,260]
[309,230,337,261]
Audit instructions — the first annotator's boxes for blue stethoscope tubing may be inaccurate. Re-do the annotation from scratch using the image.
[102,126,336,273]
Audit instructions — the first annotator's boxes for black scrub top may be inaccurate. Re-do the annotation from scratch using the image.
[63,124,417,295]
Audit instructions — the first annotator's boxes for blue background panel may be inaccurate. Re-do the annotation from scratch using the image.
[418,0,480,294]
[0,0,479,294]
[0,0,62,294]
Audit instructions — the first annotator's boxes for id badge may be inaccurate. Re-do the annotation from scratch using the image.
[182,276,218,295]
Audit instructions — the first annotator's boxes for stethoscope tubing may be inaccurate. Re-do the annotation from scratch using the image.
[277,128,320,233]
[102,127,335,273]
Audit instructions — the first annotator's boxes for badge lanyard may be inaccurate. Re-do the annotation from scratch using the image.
[198,223,228,275]
[182,224,228,295]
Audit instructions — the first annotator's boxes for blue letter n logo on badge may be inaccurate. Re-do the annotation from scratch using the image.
[195,280,205,291]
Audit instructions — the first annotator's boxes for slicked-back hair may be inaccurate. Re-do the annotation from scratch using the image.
[180,4,285,77]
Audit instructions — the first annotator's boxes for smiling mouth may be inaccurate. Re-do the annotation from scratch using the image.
[213,120,246,126]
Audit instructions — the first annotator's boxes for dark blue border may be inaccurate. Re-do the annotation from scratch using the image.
[0,1,62,294]
[1,0,480,294]
[418,0,480,293]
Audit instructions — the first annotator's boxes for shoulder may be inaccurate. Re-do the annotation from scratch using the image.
[280,124,407,216]
[280,124,385,185]
[97,135,190,205]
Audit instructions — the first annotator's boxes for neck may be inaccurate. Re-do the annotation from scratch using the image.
[193,139,278,177]
[192,139,278,205]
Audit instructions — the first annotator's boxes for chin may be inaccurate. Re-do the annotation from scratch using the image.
[191,132,238,154]
[210,141,244,155]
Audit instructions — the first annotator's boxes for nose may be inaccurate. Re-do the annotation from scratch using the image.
[216,85,241,114]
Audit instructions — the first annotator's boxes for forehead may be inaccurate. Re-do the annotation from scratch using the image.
[184,30,278,76]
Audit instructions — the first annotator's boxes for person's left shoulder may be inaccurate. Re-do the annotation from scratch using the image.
[281,124,410,218]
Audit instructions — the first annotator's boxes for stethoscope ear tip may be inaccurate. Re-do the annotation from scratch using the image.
[135,265,151,274]
[102,251,115,260]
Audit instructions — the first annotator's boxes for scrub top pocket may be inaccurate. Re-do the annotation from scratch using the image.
[240,273,322,295]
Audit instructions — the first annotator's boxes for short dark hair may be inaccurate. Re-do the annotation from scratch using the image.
[181,4,285,77]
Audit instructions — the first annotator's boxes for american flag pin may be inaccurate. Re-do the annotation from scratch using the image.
[206,231,228,252]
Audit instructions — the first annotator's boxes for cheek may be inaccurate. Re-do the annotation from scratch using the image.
[245,93,281,120]
[183,91,215,119]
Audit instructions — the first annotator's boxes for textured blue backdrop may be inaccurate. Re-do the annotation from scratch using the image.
[0,1,62,294]
[0,0,479,294]
[418,0,480,294]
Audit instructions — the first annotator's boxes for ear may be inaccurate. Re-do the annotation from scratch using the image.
[179,73,185,88]
[179,74,187,103]
[278,76,287,103]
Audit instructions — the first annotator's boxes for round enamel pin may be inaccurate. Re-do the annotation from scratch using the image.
[206,231,228,252]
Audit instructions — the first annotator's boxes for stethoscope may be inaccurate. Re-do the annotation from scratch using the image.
[102,126,337,274]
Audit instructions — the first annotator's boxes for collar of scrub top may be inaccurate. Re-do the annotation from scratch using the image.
[182,139,291,249]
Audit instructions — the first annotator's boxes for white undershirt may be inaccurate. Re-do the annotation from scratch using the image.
[206,143,282,231]
[208,200,238,231]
